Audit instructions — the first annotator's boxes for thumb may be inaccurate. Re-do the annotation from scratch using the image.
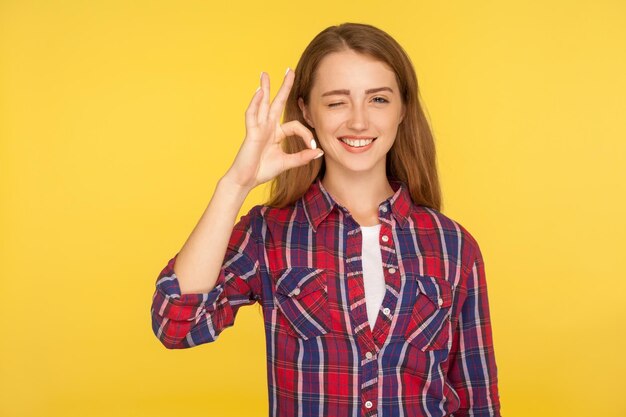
[283,148,324,171]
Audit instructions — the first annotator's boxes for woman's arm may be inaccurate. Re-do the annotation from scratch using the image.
[447,244,502,416]
[150,69,322,349]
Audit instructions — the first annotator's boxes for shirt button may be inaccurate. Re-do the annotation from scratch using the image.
[437,297,443,306]
[380,206,388,212]
[388,267,396,274]
[381,235,389,242]
[365,401,373,409]
[382,307,390,315]
[292,288,301,296]
[365,351,373,359]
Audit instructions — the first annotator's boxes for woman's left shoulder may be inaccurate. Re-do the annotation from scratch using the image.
[412,205,482,254]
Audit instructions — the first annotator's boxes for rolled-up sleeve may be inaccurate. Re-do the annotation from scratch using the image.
[150,206,262,349]
[447,243,502,416]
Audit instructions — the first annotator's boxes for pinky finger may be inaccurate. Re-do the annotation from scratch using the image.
[245,87,263,128]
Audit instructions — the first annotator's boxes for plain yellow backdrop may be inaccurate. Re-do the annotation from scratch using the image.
[1,1,624,416]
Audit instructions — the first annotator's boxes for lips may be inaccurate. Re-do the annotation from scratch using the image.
[338,135,377,140]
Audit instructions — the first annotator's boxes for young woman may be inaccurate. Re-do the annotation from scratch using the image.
[151,22,501,417]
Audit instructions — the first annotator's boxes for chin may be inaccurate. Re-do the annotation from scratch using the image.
[342,161,385,174]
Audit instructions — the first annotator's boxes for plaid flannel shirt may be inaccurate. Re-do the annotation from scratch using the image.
[151,177,501,417]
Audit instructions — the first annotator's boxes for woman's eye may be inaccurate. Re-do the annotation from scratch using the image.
[372,97,389,104]
[328,102,343,108]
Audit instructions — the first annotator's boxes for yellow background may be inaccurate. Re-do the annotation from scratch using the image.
[1,1,624,416]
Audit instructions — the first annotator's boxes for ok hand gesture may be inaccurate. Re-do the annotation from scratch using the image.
[224,68,323,191]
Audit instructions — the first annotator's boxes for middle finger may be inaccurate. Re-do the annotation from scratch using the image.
[268,68,295,122]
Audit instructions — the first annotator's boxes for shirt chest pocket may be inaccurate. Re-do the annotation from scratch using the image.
[273,267,331,340]
[404,274,454,351]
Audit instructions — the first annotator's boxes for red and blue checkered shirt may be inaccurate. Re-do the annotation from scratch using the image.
[151,177,501,417]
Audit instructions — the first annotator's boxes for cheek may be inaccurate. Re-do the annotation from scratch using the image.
[379,110,404,131]
[313,112,343,134]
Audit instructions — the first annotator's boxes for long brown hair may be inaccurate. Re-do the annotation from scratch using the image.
[263,22,442,211]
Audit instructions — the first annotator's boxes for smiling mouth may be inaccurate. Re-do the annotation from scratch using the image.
[338,136,377,147]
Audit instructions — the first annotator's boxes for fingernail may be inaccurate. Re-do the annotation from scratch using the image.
[256,86,261,92]
[260,71,264,81]
[310,139,317,149]
[285,67,290,76]
[314,151,324,159]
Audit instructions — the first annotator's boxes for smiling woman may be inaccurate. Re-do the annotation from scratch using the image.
[270,23,441,218]
[150,22,502,417]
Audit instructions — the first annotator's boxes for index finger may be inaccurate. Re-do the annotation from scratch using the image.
[268,68,295,121]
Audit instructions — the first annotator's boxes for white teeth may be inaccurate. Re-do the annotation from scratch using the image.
[340,138,374,147]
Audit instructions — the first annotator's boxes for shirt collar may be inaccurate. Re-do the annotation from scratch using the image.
[301,177,412,232]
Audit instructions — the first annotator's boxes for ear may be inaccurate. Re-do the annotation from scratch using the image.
[298,97,315,128]
[399,103,406,124]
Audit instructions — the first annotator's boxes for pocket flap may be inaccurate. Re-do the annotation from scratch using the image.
[415,275,453,308]
[275,267,327,299]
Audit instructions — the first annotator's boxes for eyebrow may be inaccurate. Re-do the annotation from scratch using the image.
[321,87,394,97]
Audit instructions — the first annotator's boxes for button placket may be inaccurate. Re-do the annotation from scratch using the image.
[345,219,379,359]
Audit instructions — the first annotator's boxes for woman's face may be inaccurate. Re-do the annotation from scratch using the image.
[298,49,405,176]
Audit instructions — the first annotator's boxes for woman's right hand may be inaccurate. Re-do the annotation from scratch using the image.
[223,68,323,191]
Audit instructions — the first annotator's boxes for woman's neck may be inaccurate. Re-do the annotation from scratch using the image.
[321,170,394,226]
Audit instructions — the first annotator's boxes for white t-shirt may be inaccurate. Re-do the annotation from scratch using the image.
[360,224,386,331]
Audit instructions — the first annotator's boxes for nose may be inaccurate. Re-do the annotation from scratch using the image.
[346,103,369,131]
